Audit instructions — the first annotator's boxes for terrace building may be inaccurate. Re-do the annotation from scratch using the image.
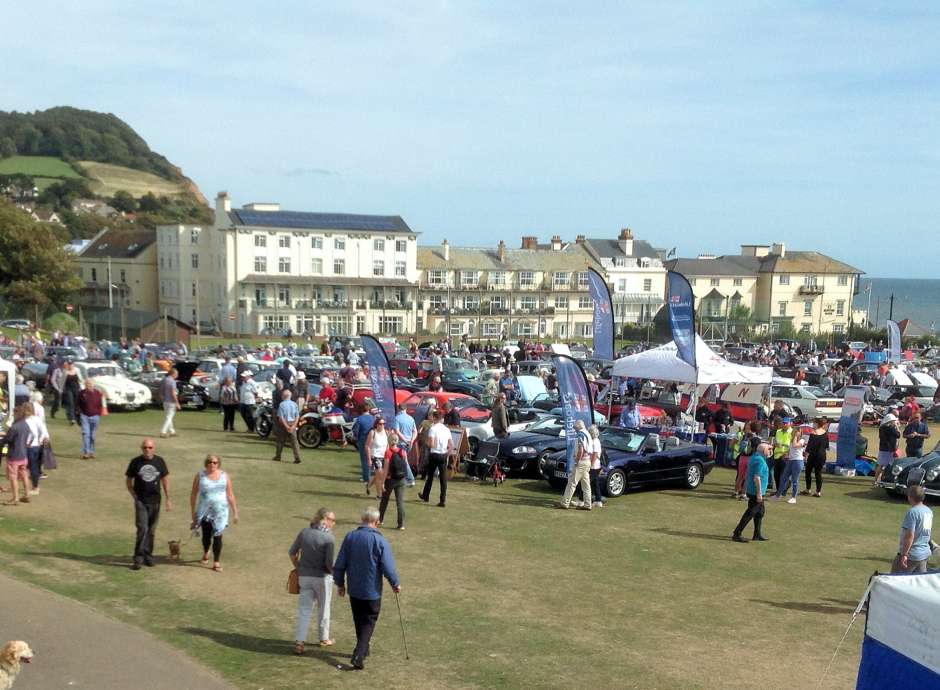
[416,236,602,340]
[75,227,159,313]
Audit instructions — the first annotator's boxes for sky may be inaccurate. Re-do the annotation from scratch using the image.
[4,1,939,278]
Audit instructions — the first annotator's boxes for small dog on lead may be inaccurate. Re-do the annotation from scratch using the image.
[0,641,33,690]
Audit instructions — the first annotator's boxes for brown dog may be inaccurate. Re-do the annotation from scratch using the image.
[168,540,181,561]
[0,641,33,690]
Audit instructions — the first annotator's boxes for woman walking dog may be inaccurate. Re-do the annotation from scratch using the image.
[189,454,239,572]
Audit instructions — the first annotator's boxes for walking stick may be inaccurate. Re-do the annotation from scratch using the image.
[394,590,410,660]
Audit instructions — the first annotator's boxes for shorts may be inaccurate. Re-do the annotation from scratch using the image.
[370,457,384,471]
[6,459,27,481]
[877,451,895,467]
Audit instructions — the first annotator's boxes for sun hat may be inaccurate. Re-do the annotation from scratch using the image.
[240,370,252,377]
[881,413,898,425]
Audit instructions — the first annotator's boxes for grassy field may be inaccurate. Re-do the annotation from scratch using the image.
[0,155,82,179]
[77,161,188,198]
[0,409,932,690]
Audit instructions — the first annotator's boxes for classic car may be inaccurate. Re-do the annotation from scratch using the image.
[769,384,843,420]
[141,361,209,410]
[879,441,940,497]
[202,362,276,404]
[476,415,572,475]
[401,391,490,422]
[441,370,485,398]
[540,426,714,496]
[443,357,480,381]
[73,361,152,410]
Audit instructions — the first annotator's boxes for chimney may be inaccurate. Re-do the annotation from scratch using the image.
[771,242,786,257]
[551,235,562,251]
[214,191,231,227]
[618,227,634,256]
[575,234,586,244]
[442,239,450,261]
[497,240,506,262]
[521,236,538,250]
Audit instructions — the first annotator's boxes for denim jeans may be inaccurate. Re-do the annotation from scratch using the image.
[358,444,371,483]
[294,574,332,642]
[776,458,804,498]
[27,446,42,488]
[80,414,100,455]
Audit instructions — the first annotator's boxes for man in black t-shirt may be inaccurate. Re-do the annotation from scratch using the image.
[125,438,171,570]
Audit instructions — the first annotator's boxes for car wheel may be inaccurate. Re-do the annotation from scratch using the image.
[605,469,626,497]
[297,422,323,449]
[256,417,272,439]
[684,462,704,489]
[468,437,479,459]
[537,450,555,479]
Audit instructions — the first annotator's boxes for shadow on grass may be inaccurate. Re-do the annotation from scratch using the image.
[181,626,345,668]
[659,489,735,502]
[480,493,559,508]
[648,527,730,542]
[25,550,133,568]
[843,490,901,503]
[844,555,891,565]
[749,599,855,615]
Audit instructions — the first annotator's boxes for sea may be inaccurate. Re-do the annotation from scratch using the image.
[852,278,940,331]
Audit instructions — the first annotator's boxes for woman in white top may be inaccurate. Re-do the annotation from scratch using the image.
[25,394,49,495]
[588,425,606,508]
[365,418,389,497]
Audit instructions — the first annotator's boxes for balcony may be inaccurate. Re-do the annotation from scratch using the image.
[798,284,825,296]
[369,300,413,310]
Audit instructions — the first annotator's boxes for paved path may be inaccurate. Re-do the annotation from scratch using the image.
[0,573,236,690]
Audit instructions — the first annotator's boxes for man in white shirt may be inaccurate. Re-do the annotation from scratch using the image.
[559,420,593,510]
[418,410,453,508]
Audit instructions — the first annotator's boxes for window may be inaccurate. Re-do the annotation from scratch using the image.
[690,278,697,286]
[254,235,266,248]
[373,260,385,277]
[279,235,290,248]
[334,237,345,251]
[279,257,291,273]
[779,275,790,285]
[643,278,652,292]
[465,295,479,310]
[614,257,625,267]
[368,239,382,253]
[378,316,403,334]
[554,322,568,338]
[333,258,345,275]
[395,239,407,253]
[578,296,593,309]
[120,269,126,283]
[278,287,290,305]
[778,301,787,316]
[577,271,589,288]
[254,256,267,272]
[733,278,743,286]
[837,274,848,286]
[836,300,845,316]
[191,254,199,269]
[326,315,350,336]
[617,279,627,293]
[429,294,447,310]
[491,295,506,309]
[555,296,569,308]
[710,278,719,286]
[449,322,464,336]
[802,301,812,316]
[311,258,323,274]
[191,282,196,298]
[578,323,593,337]
[490,271,506,286]
[519,296,537,310]
[428,269,446,286]
[800,323,812,334]
[519,271,535,288]
[517,322,534,336]
[311,237,323,250]
[483,323,501,337]
[190,228,200,244]
[395,261,406,277]
[159,256,164,269]
[553,272,569,289]
[461,270,479,287]
[833,324,845,334]
[255,287,266,306]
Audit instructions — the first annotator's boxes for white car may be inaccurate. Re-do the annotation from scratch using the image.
[770,383,843,420]
[74,361,151,410]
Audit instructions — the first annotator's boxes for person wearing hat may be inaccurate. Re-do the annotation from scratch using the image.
[295,370,309,411]
[771,418,793,492]
[238,370,258,433]
[874,413,902,485]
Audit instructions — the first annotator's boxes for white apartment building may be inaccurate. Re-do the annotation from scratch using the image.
[583,229,667,325]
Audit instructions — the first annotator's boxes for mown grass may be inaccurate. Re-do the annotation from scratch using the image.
[0,155,83,179]
[0,409,930,689]
[77,161,188,198]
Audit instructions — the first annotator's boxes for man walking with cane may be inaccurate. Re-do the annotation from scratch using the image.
[333,506,401,670]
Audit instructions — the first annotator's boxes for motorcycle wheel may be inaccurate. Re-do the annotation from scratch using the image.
[256,417,272,439]
[298,422,324,449]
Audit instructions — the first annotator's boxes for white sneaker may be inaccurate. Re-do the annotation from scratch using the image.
[575,500,584,508]
[29,489,40,496]
[787,497,797,504]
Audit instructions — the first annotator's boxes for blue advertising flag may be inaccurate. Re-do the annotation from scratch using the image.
[553,355,594,473]
[361,334,397,424]
[587,268,614,361]
[887,320,901,364]
[837,386,867,467]
[667,271,697,370]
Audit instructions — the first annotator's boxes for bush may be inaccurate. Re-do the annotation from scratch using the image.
[43,312,79,333]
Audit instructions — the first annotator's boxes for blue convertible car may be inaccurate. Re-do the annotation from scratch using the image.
[539,426,714,497]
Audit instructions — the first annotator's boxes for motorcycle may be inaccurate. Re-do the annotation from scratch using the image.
[297,403,355,449]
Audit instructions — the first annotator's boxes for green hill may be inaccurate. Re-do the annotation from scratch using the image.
[0,154,82,191]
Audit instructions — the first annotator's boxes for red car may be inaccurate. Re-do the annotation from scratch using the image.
[389,358,433,380]
[402,391,491,422]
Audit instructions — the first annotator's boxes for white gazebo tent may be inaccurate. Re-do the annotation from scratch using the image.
[611,334,773,386]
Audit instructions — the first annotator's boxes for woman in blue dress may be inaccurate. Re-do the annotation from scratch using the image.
[189,454,239,572]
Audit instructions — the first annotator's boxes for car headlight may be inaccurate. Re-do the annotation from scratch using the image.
[927,469,939,482]
[892,465,902,476]
[512,446,537,455]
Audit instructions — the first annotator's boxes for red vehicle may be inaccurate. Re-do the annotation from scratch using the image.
[402,391,491,422]
[389,358,433,380]
[594,401,667,425]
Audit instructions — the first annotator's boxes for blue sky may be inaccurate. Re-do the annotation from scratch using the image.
[5,2,939,278]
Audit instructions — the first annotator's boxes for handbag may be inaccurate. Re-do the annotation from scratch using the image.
[287,568,300,594]
[41,444,57,470]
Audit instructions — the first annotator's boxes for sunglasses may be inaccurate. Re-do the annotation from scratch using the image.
[206,460,219,465]
[142,446,155,449]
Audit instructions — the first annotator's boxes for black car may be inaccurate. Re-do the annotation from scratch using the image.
[442,371,484,398]
[476,415,570,475]
[540,426,714,497]
[143,361,208,410]
[879,441,940,497]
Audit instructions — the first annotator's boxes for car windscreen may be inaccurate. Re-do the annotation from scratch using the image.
[803,387,832,398]
[599,429,645,452]
[85,366,125,379]
[526,417,564,436]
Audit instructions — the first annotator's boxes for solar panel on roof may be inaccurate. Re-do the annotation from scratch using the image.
[232,209,409,233]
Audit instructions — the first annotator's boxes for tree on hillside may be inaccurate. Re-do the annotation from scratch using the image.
[0,200,83,322]
[38,178,94,211]
[138,191,160,212]
[110,189,137,213]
